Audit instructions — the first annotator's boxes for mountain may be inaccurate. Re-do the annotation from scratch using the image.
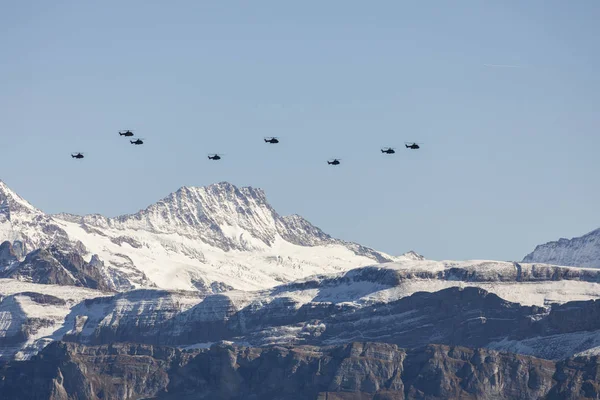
[2,341,599,400]
[0,180,395,292]
[5,177,600,398]
[523,227,600,269]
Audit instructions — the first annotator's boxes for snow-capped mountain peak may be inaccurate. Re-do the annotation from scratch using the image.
[0,180,66,258]
[126,182,281,249]
[523,227,600,269]
[1,179,396,292]
[68,182,332,253]
[399,250,425,261]
[0,180,40,220]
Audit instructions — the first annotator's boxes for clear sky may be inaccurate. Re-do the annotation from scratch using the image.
[1,1,599,261]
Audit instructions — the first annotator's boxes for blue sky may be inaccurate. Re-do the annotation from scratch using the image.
[1,1,599,261]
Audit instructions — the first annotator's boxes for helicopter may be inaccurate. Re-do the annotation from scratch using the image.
[208,154,223,160]
[405,142,421,150]
[71,152,85,159]
[381,147,395,154]
[327,159,341,165]
[119,130,134,137]
[130,138,144,145]
[264,137,279,144]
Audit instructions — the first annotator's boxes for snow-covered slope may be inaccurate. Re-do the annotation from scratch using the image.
[0,180,395,292]
[523,227,600,269]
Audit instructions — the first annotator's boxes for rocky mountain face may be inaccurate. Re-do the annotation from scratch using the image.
[4,260,600,363]
[60,184,315,251]
[1,245,115,291]
[523,227,600,269]
[1,341,600,400]
[0,240,20,270]
[51,285,600,361]
[0,180,395,292]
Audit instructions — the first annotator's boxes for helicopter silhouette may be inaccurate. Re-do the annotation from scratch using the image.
[327,159,341,166]
[130,138,144,145]
[381,147,395,154]
[264,137,279,144]
[71,153,85,159]
[405,142,421,149]
[208,154,223,160]
[119,130,134,137]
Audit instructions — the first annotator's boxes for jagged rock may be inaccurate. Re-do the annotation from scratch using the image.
[0,241,18,270]
[5,249,80,286]
[2,247,113,291]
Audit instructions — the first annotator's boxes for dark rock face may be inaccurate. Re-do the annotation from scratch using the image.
[530,298,600,336]
[1,342,600,400]
[16,292,67,306]
[0,241,19,270]
[317,287,542,349]
[2,247,114,291]
[5,249,79,286]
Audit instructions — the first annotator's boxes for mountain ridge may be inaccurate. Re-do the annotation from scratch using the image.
[3,258,600,362]
[523,227,600,269]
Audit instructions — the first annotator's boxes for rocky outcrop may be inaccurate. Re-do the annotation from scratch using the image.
[0,241,19,270]
[1,341,599,400]
[2,247,114,291]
